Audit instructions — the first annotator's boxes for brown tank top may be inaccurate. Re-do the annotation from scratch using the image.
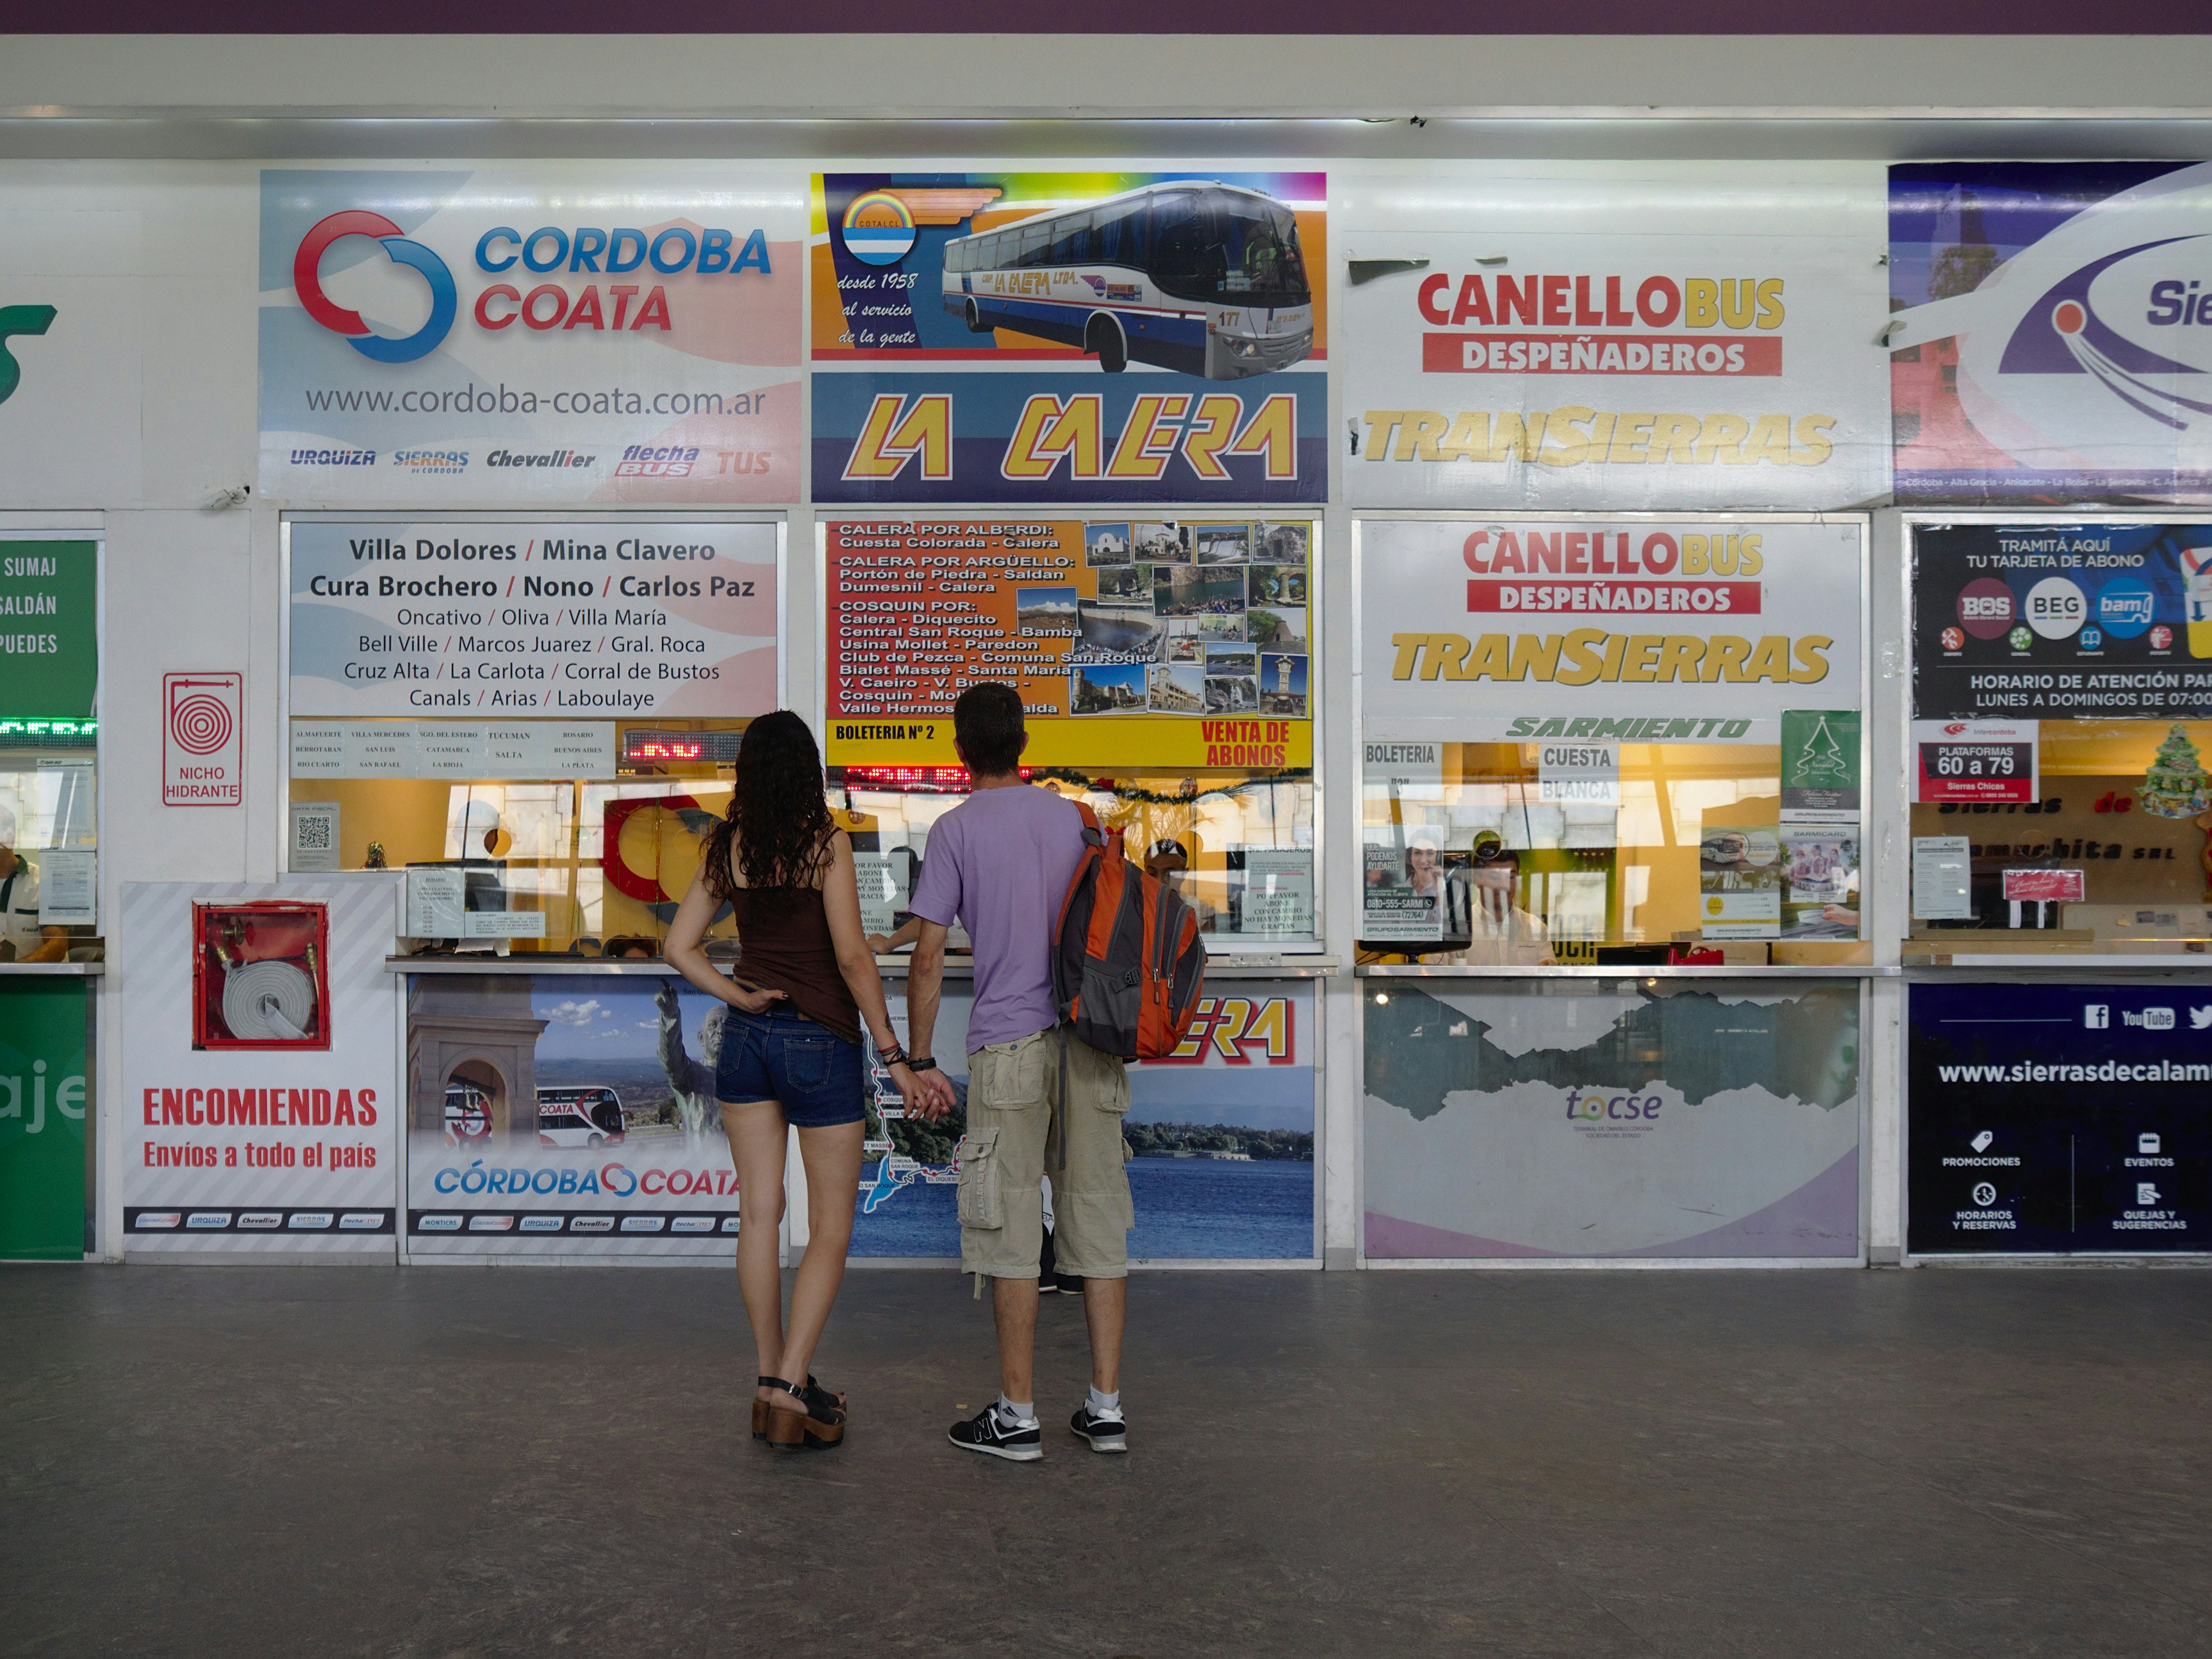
[725,885,862,1046]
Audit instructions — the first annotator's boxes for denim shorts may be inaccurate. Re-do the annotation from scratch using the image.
[715,1006,866,1128]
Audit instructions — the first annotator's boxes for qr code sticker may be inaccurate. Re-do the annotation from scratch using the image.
[295,813,334,851]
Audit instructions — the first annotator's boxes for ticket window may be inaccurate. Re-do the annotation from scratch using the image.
[1909,720,2212,952]
[288,718,750,955]
[1361,741,1865,966]
[834,765,1319,951]
[0,722,99,962]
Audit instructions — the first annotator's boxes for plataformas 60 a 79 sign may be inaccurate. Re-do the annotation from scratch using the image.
[260,165,803,504]
[811,172,1328,504]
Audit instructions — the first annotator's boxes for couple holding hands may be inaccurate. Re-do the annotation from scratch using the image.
[663,684,1132,1462]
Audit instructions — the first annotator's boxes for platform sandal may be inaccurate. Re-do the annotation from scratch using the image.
[760,1375,847,1451]
[753,1374,845,1440]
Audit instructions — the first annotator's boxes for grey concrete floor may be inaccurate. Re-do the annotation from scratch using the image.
[4,1265,2211,1658]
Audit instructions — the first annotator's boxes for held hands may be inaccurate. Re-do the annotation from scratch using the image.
[727,980,788,1016]
[889,1062,955,1121]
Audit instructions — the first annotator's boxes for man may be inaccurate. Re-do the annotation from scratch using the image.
[907,682,1132,1462]
[0,804,68,963]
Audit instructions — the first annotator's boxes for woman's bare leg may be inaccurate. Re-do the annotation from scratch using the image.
[773,1118,865,1400]
[723,1098,790,1399]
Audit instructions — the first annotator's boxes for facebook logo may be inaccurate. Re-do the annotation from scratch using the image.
[2084,1004,2109,1028]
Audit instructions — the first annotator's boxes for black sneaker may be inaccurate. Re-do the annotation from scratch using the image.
[948,1405,1042,1462]
[1069,1403,1128,1454]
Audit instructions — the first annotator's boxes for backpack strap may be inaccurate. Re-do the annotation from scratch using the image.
[1074,800,1104,846]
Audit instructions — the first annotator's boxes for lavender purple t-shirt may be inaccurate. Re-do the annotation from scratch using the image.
[909,784,1087,1053]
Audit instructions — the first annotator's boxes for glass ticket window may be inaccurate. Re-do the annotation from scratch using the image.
[1360,735,1862,966]
[830,764,1317,950]
[1908,520,2212,957]
[1357,515,1869,968]
[1908,720,2212,954]
[821,516,1323,952]
[0,719,99,962]
[282,515,783,956]
[0,534,100,964]
[289,718,753,955]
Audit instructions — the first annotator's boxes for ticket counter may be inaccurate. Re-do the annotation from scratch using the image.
[1901,516,2212,1259]
[1355,514,1872,1262]
[820,513,1325,1262]
[281,513,784,957]
[0,529,100,1260]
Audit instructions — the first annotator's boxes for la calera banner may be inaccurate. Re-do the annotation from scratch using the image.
[810,170,1328,504]
[1360,516,1863,743]
[286,518,779,719]
[259,164,803,504]
[1341,163,1890,511]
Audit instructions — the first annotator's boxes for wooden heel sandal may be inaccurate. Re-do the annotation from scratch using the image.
[754,1374,843,1441]
[761,1376,848,1451]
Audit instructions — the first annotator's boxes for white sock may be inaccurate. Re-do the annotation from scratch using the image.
[995,1394,1036,1426]
[1087,1386,1122,1418]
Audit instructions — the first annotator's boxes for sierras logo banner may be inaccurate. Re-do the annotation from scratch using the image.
[1892,162,2212,505]
[260,165,803,504]
[1340,162,1890,510]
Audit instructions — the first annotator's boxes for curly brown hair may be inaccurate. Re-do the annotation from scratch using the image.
[702,711,832,917]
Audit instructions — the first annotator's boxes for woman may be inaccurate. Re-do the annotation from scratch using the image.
[664,711,948,1451]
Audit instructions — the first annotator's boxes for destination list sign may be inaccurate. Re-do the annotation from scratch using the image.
[823,516,1315,768]
[287,519,779,719]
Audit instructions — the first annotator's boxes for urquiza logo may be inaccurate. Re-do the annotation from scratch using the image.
[289,447,376,466]
[295,210,773,365]
[0,303,58,406]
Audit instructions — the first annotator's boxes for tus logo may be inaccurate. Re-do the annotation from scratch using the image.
[0,304,57,406]
[295,211,458,365]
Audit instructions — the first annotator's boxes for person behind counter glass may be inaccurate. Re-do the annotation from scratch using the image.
[0,804,69,963]
[1144,836,1219,933]
[1443,830,1555,968]
[663,711,953,1453]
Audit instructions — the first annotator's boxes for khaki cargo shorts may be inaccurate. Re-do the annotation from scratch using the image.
[954,1025,1132,1282]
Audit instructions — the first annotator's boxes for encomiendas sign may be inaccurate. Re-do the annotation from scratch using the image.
[1360,516,1863,743]
[1341,163,1889,510]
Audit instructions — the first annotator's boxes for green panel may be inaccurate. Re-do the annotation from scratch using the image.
[0,977,88,1259]
[0,540,98,720]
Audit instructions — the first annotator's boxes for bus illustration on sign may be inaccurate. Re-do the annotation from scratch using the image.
[941,182,1314,380]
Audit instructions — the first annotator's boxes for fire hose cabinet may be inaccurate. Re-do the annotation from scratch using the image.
[191,901,331,1051]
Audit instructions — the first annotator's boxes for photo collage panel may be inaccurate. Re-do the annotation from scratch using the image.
[1077,520,1310,718]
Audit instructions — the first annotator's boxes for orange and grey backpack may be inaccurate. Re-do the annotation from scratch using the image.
[1052,803,1207,1061]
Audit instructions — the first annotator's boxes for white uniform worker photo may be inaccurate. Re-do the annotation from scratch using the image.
[0,802,69,963]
